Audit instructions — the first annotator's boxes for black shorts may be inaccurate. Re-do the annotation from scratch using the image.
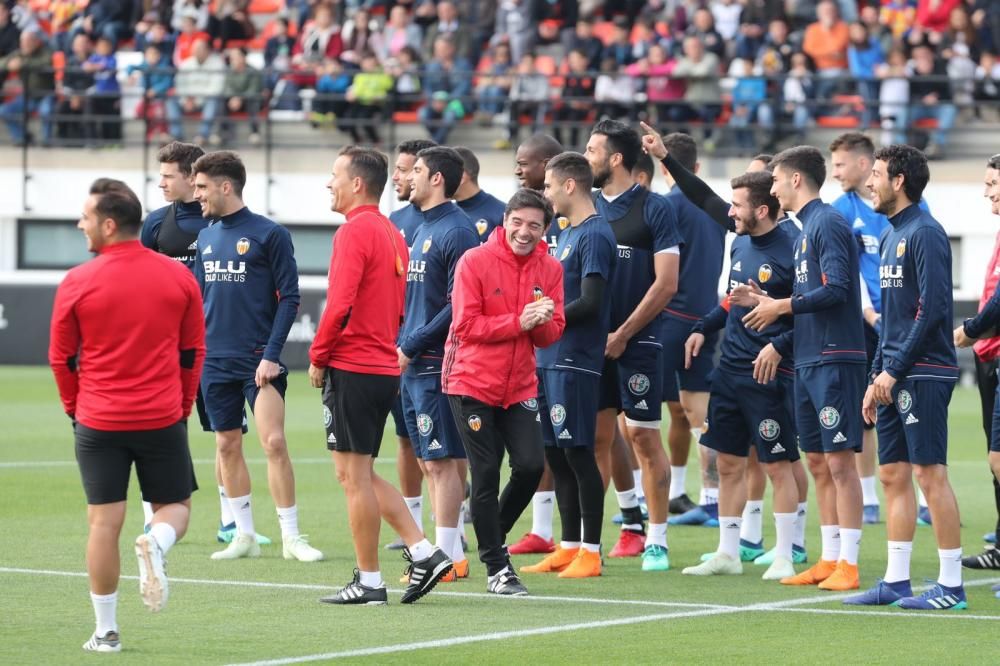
[322,367,399,457]
[75,421,198,505]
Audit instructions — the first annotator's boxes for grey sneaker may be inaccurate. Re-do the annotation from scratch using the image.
[82,631,121,653]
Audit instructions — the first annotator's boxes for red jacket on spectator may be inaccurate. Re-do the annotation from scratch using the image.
[49,241,205,431]
[916,0,961,34]
[174,30,211,67]
[442,228,564,408]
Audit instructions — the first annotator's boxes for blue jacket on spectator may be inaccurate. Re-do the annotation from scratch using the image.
[128,61,175,97]
[848,38,884,80]
[422,58,471,100]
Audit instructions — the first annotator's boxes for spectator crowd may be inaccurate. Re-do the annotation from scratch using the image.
[0,0,999,155]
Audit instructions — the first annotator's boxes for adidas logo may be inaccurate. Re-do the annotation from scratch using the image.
[750,507,762,514]
[203,245,213,255]
[541,498,554,504]
[833,432,847,444]
[635,399,648,410]
[558,430,572,440]
[535,414,541,422]
[493,288,502,296]
[732,261,742,271]
[327,433,337,444]
[428,439,443,451]
[905,413,920,425]
[853,218,865,229]
[725,522,740,529]
[187,240,198,250]
[770,443,785,454]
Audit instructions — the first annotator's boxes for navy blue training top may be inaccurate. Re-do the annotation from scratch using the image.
[662,187,726,321]
[790,198,867,368]
[537,214,617,376]
[457,189,506,242]
[595,184,683,340]
[390,203,424,245]
[399,201,479,375]
[872,204,959,382]
[141,200,207,272]
[195,207,300,362]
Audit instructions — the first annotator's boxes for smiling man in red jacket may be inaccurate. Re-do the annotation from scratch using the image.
[442,187,565,597]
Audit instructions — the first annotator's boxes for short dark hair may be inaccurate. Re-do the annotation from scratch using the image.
[662,132,698,172]
[398,139,437,157]
[547,151,594,191]
[452,146,480,183]
[591,119,642,172]
[829,132,875,158]
[157,141,205,177]
[416,146,465,199]
[989,153,1000,171]
[521,133,564,161]
[632,152,655,184]
[771,146,826,191]
[339,146,389,199]
[730,171,779,221]
[873,144,930,204]
[752,153,774,167]
[504,188,554,223]
[89,178,143,234]
[192,151,247,195]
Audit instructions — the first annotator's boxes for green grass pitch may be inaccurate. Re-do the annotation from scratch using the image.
[1,365,999,664]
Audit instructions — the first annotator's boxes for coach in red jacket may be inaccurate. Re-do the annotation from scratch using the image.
[443,187,565,597]
[49,178,205,652]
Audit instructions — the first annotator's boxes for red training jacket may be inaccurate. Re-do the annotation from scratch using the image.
[975,230,1000,363]
[442,227,565,408]
[310,205,408,375]
[49,240,206,431]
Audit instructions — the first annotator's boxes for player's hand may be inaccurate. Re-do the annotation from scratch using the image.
[308,363,325,389]
[862,385,878,426]
[519,301,542,330]
[397,347,411,373]
[255,359,280,387]
[742,292,784,332]
[954,324,974,348]
[534,296,555,324]
[871,371,896,406]
[729,279,764,308]
[639,121,667,160]
[684,332,705,369]
[752,343,782,384]
[606,328,628,359]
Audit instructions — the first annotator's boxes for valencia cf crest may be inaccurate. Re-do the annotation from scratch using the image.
[896,238,906,258]
[476,219,488,236]
[533,286,544,301]
[422,237,432,254]
[236,237,250,255]
[560,245,571,260]
[468,415,482,432]
[758,263,773,283]
[557,216,570,230]
[801,237,807,253]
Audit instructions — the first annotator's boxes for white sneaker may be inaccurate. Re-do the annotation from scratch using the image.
[762,556,796,581]
[681,552,743,576]
[82,631,121,652]
[134,534,168,612]
[211,533,261,560]
[283,534,324,562]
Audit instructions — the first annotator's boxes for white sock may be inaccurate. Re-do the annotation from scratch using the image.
[148,522,177,554]
[718,516,741,559]
[884,541,913,583]
[531,491,555,540]
[698,488,707,505]
[938,547,963,588]
[452,516,466,562]
[560,540,582,550]
[839,527,862,565]
[228,494,255,537]
[794,502,808,548]
[633,468,645,501]
[436,526,458,563]
[820,524,840,562]
[276,505,299,539]
[359,570,383,588]
[409,538,434,561]
[645,522,668,548]
[861,476,879,505]
[774,512,796,561]
[404,496,423,534]
[582,542,600,553]
[669,465,687,499]
[703,487,719,506]
[90,591,117,636]
[616,489,639,509]
[219,486,235,525]
[741,501,764,544]
[141,501,154,526]
[917,488,929,509]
